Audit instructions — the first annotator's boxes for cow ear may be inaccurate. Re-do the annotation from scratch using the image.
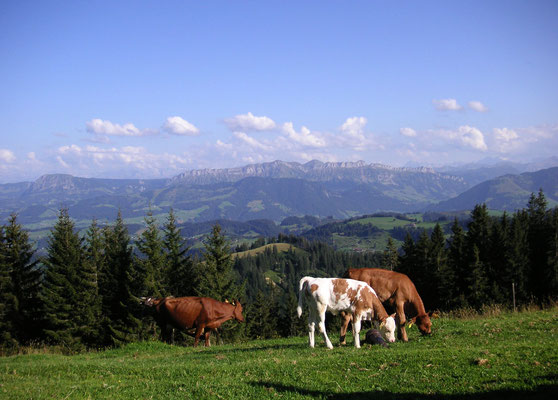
[389,313,396,319]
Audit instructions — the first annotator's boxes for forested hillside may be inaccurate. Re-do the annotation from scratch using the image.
[1,191,557,351]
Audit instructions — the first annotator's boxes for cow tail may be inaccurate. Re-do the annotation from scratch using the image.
[297,277,310,318]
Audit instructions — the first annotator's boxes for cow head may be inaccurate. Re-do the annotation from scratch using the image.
[140,297,156,306]
[379,313,396,343]
[232,300,245,323]
[412,312,432,335]
[140,297,165,308]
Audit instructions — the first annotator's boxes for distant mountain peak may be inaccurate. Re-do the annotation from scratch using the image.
[170,160,444,186]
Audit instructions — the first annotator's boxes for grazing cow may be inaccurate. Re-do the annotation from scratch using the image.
[341,268,432,342]
[142,296,244,347]
[297,277,396,349]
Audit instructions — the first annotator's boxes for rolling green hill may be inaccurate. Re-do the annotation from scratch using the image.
[431,167,558,211]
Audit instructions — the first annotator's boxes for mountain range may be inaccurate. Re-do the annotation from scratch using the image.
[1,160,557,236]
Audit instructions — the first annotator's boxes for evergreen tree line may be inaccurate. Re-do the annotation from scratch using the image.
[2,191,557,350]
[396,191,558,311]
[0,208,241,350]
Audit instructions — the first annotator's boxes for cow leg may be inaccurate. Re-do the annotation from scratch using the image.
[352,314,362,349]
[161,325,172,344]
[194,326,204,347]
[317,306,333,349]
[204,329,211,347]
[339,312,352,345]
[396,302,408,342]
[308,320,316,348]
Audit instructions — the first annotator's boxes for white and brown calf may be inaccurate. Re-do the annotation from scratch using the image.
[297,277,396,349]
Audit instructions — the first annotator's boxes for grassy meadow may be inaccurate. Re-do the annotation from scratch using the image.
[1,308,557,399]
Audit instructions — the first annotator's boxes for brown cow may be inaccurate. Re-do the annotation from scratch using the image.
[142,296,244,346]
[341,268,432,342]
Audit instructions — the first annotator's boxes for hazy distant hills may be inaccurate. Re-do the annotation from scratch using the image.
[1,160,557,231]
[429,167,558,212]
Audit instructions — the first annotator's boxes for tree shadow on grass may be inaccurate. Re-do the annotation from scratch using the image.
[250,378,558,400]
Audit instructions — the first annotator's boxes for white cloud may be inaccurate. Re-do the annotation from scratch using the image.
[400,127,417,137]
[233,132,273,151]
[163,116,199,136]
[458,126,487,151]
[282,122,326,148]
[56,156,69,168]
[468,101,488,112]
[0,149,16,163]
[340,117,367,139]
[50,144,193,178]
[27,152,36,160]
[86,118,146,136]
[493,128,520,153]
[59,144,82,155]
[433,125,487,151]
[433,98,462,111]
[224,112,276,132]
[494,128,518,142]
[337,117,377,151]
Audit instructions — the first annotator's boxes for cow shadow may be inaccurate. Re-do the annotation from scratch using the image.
[249,378,558,399]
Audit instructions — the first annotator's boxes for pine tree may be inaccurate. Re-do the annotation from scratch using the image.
[0,223,15,347]
[397,232,415,277]
[196,224,245,343]
[82,220,104,345]
[507,210,530,303]
[429,223,447,310]
[465,204,492,307]
[277,290,304,337]
[468,245,489,309]
[487,212,511,303]
[247,290,276,339]
[163,209,195,297]
[136,209,165,297]
[41,209,86,348]
[526,190,551,302]
[382,237,399,271]
[0,215,41,345]
[196,224,241,301]
[99,211,142,346]
[447,218,467,308]
[545,207,558,301]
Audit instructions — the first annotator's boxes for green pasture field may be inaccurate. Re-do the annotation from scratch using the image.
[1,308,557,399]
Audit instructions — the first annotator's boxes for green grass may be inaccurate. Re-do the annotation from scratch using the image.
[1,308,556,399]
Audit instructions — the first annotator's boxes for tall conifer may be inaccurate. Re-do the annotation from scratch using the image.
[99,211,141,346]
[382,237,399,271]
[41,209,85,348]
[447,218,467,308]
[163,209,195,296]
[136,209,165,297]
[1,215,41,345]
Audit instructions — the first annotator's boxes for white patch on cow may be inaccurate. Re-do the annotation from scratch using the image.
[379,316,396,343]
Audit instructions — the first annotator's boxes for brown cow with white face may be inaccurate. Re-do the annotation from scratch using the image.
[142,296,244,346]
[342,268,432,342]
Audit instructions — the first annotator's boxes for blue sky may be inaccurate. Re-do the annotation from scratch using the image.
[1,1,557,182]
